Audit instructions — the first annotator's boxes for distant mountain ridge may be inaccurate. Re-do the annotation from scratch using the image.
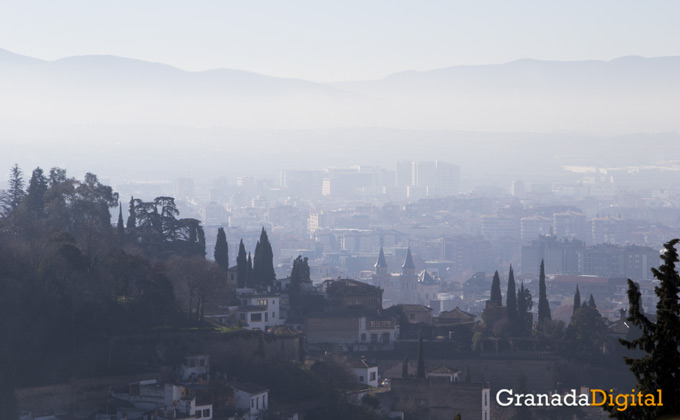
[1,48,679,132]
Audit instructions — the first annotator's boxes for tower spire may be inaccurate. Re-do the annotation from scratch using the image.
[375,246,388,276]
[402,247,415,276]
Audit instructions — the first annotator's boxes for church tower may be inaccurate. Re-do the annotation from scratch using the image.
[402,247,416,277]
[375,246,388,276]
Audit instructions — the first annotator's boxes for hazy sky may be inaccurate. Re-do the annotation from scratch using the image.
[2,0,680,82]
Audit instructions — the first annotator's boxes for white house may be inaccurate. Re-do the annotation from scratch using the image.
[233,383,269,420]
[348,357,379,387]
[238,293,284,330]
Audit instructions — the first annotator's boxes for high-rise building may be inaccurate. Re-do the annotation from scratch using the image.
[396,161,414,187]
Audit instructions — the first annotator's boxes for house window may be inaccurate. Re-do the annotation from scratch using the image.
[251,313,262,322]
[409,313,415,320]
[359,376,364,382]
[370,372,376,381]
[196,410,202,418]
[251,399,254,408]
[361,333,366,341]
[265,312,269,322]
[371,333,378,342]
[272,312,276,319]
[199,359,205,367]
[257,299,268,307]
[203,408,210,417]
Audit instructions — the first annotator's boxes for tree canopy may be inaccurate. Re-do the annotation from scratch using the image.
[611,238,680,419]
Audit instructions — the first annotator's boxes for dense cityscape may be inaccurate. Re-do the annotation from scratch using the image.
[2,2,680,419]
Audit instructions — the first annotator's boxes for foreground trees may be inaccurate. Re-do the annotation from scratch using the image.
[0,165,222,403]
[609,239,680,419]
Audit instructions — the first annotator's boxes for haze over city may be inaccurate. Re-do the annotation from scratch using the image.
[2,2,680,420]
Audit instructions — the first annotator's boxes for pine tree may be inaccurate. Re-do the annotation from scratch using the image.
[573,285,581,315]
[612,239,680,419]
[214,227,229,271]
[517,282,533,335]
[538,260,551,323]
[236,239,247,288]
[588,294,596,309]
[117,203,125,238]
[489,271,502,306]
[401,354,408,378]
[2,164,26,215]
[416,330,425,378]
[506,265,518,326]
[126,196,136,229]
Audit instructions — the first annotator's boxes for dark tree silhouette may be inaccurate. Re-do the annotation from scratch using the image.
[1,164,26,216]
[214,227,229,271]
[289,255,309,316]
[117,203,125,238]
[538,260,551,324]
[416,330,425,378]
[253,227,276,289]
[611,239,680,419]
[489,270,502,307]
[506,265,518,327]
[24,167,48,217]
[236,239,247,288]
[126,196,136,229]
[517,282,533,335]
[573,285,581,315]
[247,252,253,288]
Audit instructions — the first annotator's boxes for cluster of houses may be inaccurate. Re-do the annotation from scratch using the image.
[20,248,493,420]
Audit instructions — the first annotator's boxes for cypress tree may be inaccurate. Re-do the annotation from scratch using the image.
[588,294,596,309]
[506,265,518,325]
[126,196,136,229]
[252,241,261,287]
[236,239,247,288]
[573,285,581,315]
[253,228,276,289]
[416,330,425,378]
[117,203,125,238]
[401,354,408,378]
[214,227,229,271]
[289,255,309,316]
[489,271,502,307]
[538,260,551,323]
[247,252,253,288]
[517,281,533,335]
[614,239,680,419]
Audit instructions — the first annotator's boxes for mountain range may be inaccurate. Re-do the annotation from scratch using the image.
[1,48,679,132]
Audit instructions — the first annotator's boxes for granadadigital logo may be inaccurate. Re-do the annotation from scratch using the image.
[496,389,663,412]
